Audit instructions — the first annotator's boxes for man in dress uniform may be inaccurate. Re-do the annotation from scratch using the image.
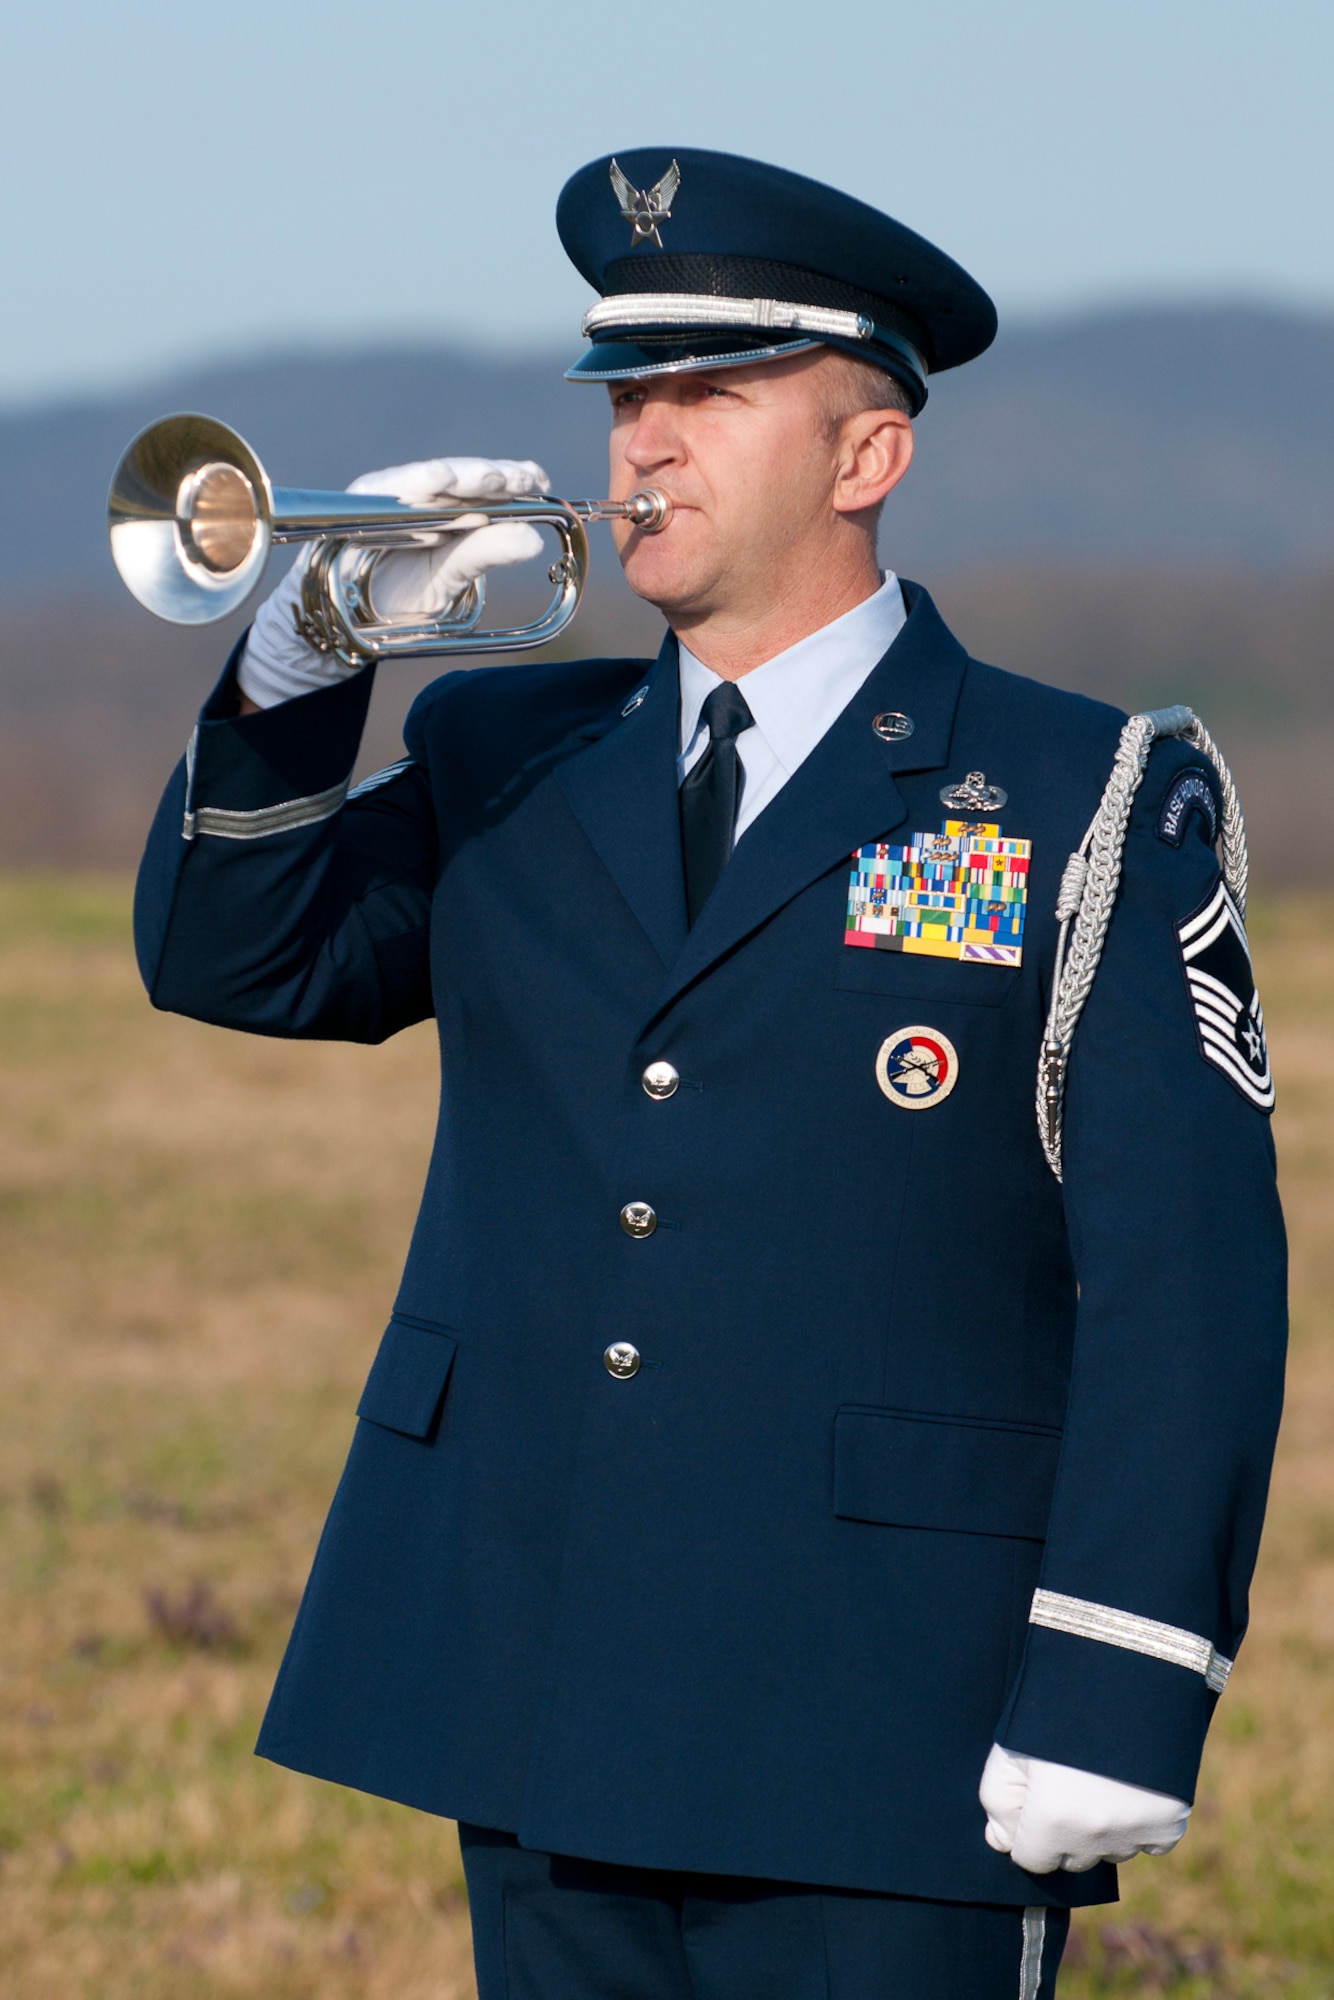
[134,149,1287,1998]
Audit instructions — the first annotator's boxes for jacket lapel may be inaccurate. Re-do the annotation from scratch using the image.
[651,582,969,1015]
[553,634,689,968]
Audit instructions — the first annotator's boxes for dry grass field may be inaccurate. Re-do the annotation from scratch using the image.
[0,876,1328,1997]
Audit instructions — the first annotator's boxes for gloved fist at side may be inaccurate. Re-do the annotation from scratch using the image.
[237,455,550,710]
[979,1743,1190,1875]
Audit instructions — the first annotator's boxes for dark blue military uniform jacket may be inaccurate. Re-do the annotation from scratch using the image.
[135,583,1286,1909]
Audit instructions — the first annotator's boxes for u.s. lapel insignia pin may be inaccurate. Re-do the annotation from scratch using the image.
[872,711,915,741]
[621,684,650,717]
[609,159,682,249]
[875,1027,960,1108]
[940,771,1007,812]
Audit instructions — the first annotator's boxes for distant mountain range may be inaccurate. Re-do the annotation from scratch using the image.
[0,303,1330,877]
[2,302,1333,599]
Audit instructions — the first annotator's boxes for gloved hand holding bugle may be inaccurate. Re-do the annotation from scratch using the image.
[238,455,550,709]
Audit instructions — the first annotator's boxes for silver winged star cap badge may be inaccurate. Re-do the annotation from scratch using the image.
[609,157,681,249]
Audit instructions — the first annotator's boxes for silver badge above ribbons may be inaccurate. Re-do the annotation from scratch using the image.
[940,771,1008,812]
[872,711,915,742]
[609,158,681,250]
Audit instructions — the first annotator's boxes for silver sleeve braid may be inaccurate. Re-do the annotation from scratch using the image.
[1037,707,1249,1179]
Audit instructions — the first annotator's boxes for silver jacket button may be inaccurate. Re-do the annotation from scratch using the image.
[604,1341,642,1379]
[619,1201,658,1238]
[642,1060,680,1100]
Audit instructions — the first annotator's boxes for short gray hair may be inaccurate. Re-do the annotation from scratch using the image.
[816,349,914,439]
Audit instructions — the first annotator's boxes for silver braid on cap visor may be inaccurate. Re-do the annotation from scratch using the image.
[581,293,927,379]
[584,292,875,338]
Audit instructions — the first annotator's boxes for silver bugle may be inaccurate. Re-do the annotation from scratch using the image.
[107,413,672,661]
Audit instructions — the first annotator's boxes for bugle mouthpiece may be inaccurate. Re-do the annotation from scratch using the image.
[622,487,671,533]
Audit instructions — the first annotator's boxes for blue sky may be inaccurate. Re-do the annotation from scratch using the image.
[1,0,1329,406]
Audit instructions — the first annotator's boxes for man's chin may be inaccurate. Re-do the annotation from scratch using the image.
[618,547,718,621]
[623,578,707,621]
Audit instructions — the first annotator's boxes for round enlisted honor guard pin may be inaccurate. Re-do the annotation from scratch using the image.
[875,1027,960,1108]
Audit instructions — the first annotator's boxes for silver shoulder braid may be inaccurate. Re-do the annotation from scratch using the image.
[1037,707,1248,1179]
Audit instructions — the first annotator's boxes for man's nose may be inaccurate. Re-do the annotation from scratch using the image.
[624,398,685,471]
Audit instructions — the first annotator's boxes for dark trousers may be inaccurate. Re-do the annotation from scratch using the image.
[459,1825,1069,2000]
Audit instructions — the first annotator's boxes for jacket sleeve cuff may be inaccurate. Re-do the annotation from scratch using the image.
[996,1620,1218,1804]
[184,637,377,833]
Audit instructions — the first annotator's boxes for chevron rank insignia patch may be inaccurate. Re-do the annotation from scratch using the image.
[846,821,1031,966]
[1176,876,1274,1111]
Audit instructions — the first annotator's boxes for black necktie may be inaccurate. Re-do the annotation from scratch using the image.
[680,681,754,926]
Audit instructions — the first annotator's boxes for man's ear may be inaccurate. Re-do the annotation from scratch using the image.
[832,411,914,516]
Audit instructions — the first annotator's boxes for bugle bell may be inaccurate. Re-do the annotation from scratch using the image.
[106,413,671,662]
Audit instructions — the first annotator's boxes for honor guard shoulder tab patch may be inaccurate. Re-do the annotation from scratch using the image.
[1176,876,1274,1112]
[846,821,1031,967]
[1158,767,1219,848]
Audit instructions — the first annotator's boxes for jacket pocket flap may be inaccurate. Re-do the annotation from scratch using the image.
[357,1317,458,1438]
[835,951,1019,1007]
[834,1406,1060,1541]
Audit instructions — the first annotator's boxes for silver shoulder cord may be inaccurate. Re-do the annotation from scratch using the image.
[1037,705,1249,1180]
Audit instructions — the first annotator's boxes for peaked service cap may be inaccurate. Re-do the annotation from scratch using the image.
[557,146,997,415]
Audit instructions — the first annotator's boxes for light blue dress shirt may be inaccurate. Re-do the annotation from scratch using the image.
[677,573,908,843]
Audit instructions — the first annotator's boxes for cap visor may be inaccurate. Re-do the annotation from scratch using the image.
[564,334,820,382]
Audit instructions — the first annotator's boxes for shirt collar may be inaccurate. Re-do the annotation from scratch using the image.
[677,572,907,771]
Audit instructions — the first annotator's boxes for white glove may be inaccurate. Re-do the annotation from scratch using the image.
[979,1743,1190,1874]
[237,456,550,709]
